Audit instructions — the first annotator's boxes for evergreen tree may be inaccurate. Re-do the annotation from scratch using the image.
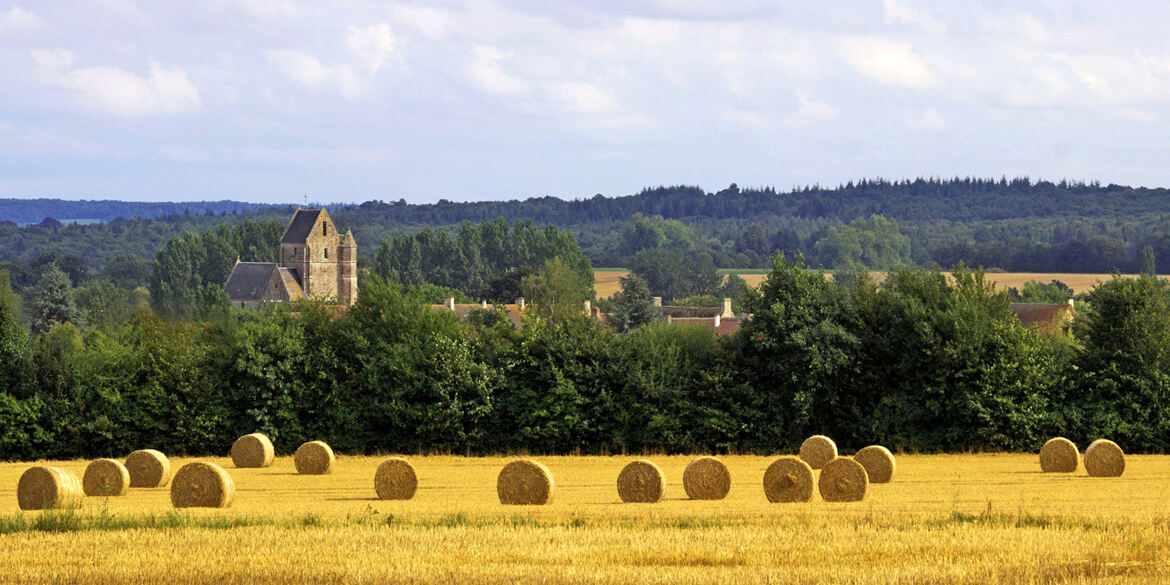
[1142,245,1157,277]
[609,274,661,333]
[31,264,85,334]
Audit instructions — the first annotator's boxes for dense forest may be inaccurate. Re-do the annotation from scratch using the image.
[3,247,1169,459]
[6,178,1170,281]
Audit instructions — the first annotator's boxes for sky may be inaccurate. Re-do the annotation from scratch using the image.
[1,1,1169,204]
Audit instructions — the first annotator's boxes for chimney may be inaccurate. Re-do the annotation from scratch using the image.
[666,314,672,324]
[517,297,525,310]
[721,297,734,318]
[652,297,662,307]
[583,299,591,316]
[443,297,455,310]
[481,300,488,309]
[714,315,721,328]
[1067,295,1075,309]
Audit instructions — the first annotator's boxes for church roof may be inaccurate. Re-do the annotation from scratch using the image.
[224,262,279,301]
[281,209,322,244]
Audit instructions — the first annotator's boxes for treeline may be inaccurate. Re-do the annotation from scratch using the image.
[2,254,1169,460]
[0,198,273,225]
[8,178,1170,275]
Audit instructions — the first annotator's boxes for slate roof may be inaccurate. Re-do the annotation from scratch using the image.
[224,262,278,301]
[278,267,304,298]
[281,209,322,244]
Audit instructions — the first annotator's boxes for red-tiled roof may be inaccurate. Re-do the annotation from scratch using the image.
[670,317,742,336]
[1009,303,1073,326]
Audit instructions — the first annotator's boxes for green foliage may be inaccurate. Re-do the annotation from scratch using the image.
[0,270,21,318]
[1141,245,1157,277]
[608,274,661,333]
[815,215,910,270]
[521,257,591,324]
[1008,280,1073,303]
[373,218,593,302]
[31,264,84,334]
[0,297,31,397]
[1073,276,1170,449]
[150,221,282,318]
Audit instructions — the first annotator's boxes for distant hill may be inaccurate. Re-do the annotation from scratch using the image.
[0,198,279,224]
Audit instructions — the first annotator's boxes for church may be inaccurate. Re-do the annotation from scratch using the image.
[223,208,358,307]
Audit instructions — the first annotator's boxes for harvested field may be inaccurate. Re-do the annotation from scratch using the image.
[594,270,1147,299]
[3,454,1170,584]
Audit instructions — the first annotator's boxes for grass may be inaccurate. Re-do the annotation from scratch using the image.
[3,454,1170,583]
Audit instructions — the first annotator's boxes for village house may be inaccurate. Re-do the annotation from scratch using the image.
[223,207,358,307]
[1008,297,1075,335]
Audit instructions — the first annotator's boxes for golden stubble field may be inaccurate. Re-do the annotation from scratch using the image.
[595,270,1141,299]
[2,454,1170,584]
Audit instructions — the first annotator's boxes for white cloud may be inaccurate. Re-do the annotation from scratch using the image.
[267,49,364,99]
[881,0,944,35]
[908,108,945,131]
[389,4,450,40]
[345,24,396,75]
[0,5,38,28]
[795,92,836,120]
[839,37,935,89]
[238,0,302,20]
[31,49,201,116]
[468,45,530,96]
[543,81,616,113]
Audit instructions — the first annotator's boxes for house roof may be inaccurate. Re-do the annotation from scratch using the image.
[661,306,721,318]
[430,303,526,327]
[278,267,304,298]
[671,317,742,336]
[281,209,322,244]
[224,262,279,301]
[1009,303,1072,327]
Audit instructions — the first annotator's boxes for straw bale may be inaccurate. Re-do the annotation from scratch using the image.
[1084,439,1125,477]
[617,460,665,503]
[294,440,335,475]
[231,433,275,468]
[170,462,234,508]
[374,457,418,500]
[83,459,130,497]
[682,456,731,500]
[853,445,896,484]
[762,457,813,503]
[799,435,838,470]
[17,466,84,511]
[497,460,555,505]
[125,449,171,488]
[818,457,868,502]
[1039,437,1078,473]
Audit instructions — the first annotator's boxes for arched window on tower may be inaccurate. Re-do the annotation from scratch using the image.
[324,248,328,259]
[323,223,327,237]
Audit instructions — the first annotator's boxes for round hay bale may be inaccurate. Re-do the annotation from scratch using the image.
[294,440,335,475]
[170,462,234,508]
[617,460,665,503]
[497,460,555,505]
[125,449,171,488]
[1039,437,1079,473]
[17,466,84,511]
[799,435,838,470]
[682,456,731,500]
[818,457,868,502]
[83,459,130,497]
[374,457,418,500]
[1084,439,1125,477]
[230,433,275,468]
[762,457,814,503]
[853,445,896,484]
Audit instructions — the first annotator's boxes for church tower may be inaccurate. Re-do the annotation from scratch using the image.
[338,229,358,303]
